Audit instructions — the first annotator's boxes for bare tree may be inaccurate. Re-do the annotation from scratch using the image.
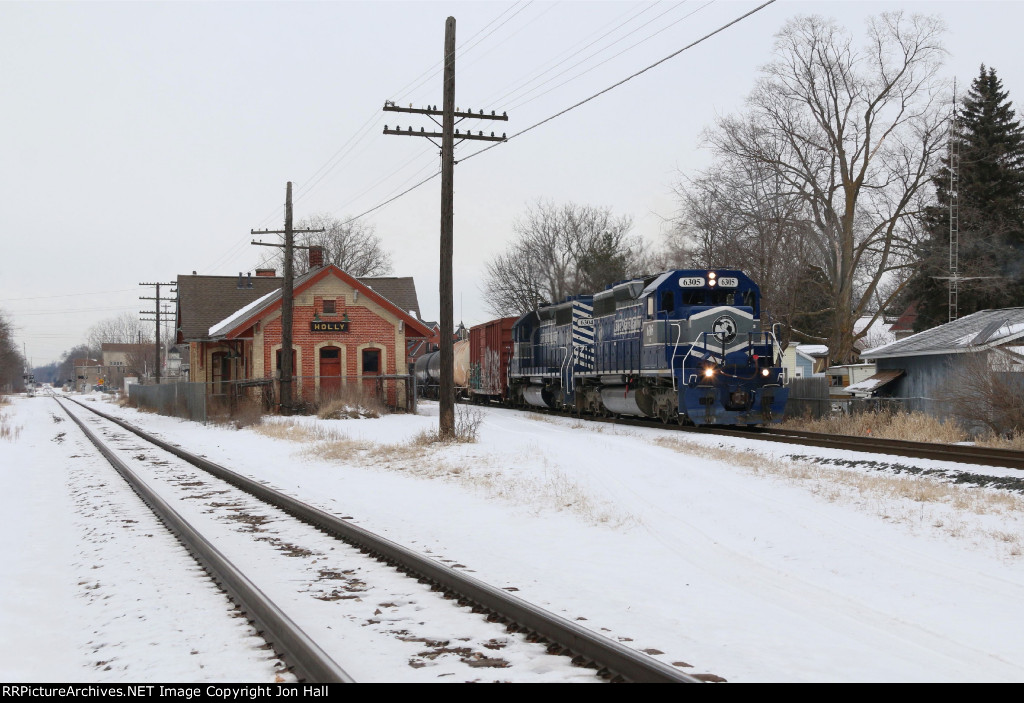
[938,350,1024,436]
[0,310,26,391]
[482,200,642,316]
[263,213,394,277]
[87,312,152,349]
[704,12,948,363]
[668,154,821,344]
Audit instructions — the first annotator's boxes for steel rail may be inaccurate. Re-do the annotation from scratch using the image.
[490,400,1024,471]
[64,397,699,683]
[752,426,1024,467]
[692,424,1024,470]
[55,398,355,683]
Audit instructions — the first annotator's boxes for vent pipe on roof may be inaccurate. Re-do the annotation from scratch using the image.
[247,272,253,288]
[237,272,244,289]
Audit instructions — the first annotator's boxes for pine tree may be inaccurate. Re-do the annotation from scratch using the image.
[907,66,1024,330]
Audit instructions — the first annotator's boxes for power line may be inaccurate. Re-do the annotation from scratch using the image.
[504,1,715,113]
[328,0,777,225]
[0,288,135,303]
[396,1,537,105]
[461,0,776,164]
[493,1,689,111]
[203,5,531,276]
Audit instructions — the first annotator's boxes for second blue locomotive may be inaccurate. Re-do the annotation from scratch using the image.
[508,269,788,425]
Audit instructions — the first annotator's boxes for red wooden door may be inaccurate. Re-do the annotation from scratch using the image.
[320,347,342,399]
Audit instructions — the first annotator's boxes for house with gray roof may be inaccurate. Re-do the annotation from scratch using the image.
[860,308,1024,414]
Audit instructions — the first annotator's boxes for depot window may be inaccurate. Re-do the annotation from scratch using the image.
[323,299,336,315]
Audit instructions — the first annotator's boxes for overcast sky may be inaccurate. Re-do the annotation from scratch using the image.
[2,0,1022,366]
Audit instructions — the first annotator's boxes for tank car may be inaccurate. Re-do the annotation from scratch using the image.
[509,270,787,425]
[413,340,471,399]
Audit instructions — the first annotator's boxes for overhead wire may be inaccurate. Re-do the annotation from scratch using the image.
[319,0,777,225]
[503,1,711,113]
[458,0,777,165]
[217,0,777,270]
[395,0,537,106]
[207,1,537,276]
[483,1,674,110]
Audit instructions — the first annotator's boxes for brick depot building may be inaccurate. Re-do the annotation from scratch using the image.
[176,261,431,406]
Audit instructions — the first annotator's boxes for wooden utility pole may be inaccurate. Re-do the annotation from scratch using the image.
[250,182,324,414]
[383,15,507,438]
[140,281,176,384]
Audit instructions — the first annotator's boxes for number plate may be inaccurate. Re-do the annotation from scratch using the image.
[679,277,705,287]
[718,277,739,288]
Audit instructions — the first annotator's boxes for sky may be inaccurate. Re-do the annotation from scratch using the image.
[2,0,1023,366]
[4,391,1024,681]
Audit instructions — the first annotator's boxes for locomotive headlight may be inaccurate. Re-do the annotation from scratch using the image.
[708,278,716,287]
[761,368,770,377]
[708,271,717,280]
[704,367,716,378]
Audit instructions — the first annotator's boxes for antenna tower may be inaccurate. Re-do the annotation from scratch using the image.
[949,79,960,323]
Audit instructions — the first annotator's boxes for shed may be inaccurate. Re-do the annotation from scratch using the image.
[861,307,1024,414]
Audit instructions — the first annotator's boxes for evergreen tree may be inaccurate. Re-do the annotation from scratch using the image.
[906,65,1024,330]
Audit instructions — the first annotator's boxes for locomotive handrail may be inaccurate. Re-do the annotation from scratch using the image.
[670,321,685,392]
[558,345,570,398]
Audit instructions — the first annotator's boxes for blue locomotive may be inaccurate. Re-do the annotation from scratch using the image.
[508,270,787,425]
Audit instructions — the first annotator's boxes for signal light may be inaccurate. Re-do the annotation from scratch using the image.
[704,367,715,378]
[761,368,770,377]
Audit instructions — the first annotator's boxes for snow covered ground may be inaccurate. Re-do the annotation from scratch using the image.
[3,391,1024,682]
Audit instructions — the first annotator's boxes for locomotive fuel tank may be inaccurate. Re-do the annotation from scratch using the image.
[599,385,655,417]
[523,384,555,409]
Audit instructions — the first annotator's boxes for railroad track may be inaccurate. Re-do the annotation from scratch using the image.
[694,425,1024,471]
[56,396,699,683]
[476,400,1024,471]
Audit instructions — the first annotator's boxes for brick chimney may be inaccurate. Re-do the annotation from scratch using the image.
[308,245,325,269]
[255,268,276,277]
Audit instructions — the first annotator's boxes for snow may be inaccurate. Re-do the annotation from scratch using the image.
[208,289,278,338]
[4,392,1024,682]
[796,344,829,356]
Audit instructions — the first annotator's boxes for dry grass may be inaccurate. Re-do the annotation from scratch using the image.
[781,410,968,443]
[316,389,384,420]
[413,405,484,445]
[974,431,1024,451]
[0,411,22,441]
[654,436,1024,557]
[783,407,1024,451]
[254,413,632,526]
[208,399,265,430]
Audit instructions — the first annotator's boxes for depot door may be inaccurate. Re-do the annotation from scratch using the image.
[361,348,381,401]
[320,346,341,399]
[212,352,230,396]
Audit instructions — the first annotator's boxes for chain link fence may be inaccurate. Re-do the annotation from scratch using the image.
[129,374,416,423]
[784,376,952,420]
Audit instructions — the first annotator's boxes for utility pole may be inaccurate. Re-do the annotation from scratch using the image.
[383,15,508,438]
[250,182,324,414]
[140,282,176,384]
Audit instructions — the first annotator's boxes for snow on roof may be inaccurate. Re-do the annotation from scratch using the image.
[844,369,904,394]
[797,344,829,356]
[208,288,278,338]
[863,308,1024,359]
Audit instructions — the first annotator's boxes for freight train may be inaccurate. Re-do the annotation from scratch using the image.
[415,269,788,426]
